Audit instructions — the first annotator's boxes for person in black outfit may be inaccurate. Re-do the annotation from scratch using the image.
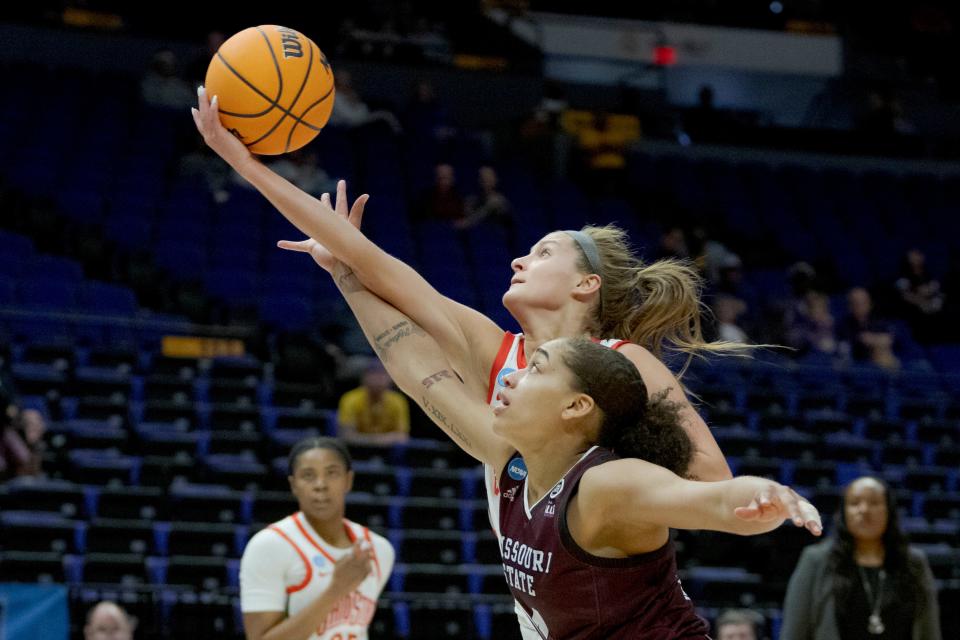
[781,476,941,639]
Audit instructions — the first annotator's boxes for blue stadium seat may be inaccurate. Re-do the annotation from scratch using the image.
[16,277,79,310]
[79,281,138,315]
[0,511,81,553]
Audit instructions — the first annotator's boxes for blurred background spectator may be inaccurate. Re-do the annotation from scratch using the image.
[840,287,900,371]
[893,248,945,343]
[337,360,410,446]
[329,70,402,134]
[84,601,136,640]
[414,163,465,223]
[140,49,194,110]
[715,608,765,640]
[714,295,750,344]
[781,476,941,640]
[458,166,513,232]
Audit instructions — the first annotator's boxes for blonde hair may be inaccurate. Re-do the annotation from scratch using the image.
[575,224,754,376]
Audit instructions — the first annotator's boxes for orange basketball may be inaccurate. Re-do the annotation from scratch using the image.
[205,25,335,156]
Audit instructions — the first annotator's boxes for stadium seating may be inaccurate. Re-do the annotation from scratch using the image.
[1,61,958,639]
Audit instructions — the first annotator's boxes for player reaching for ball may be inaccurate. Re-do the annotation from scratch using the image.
[192,87,741,484]
[287,221,822,639]
[193,86,746,638]
[239,437,394,640]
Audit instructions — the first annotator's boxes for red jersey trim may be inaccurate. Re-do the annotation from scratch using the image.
[292,513,340,565]
[589,337,630,350]
[362,526,382,581]
[487,331,516,404]
[268,525,313,593]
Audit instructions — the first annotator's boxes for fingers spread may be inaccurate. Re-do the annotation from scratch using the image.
[335,180,348,216]
[349,194,369,228]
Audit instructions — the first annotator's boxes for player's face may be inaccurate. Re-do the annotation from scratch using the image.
[289,448,354,522]
[843,478,889,543]
[503,232,586,313]
[493,339,579,444]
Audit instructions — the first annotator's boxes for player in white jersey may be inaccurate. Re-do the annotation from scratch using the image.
[240,437,394,640]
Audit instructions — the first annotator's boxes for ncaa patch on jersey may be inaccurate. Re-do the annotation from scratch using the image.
[549,479,565,499]
[507,457,528,481]
[496,367,516,387]
[312,554,327,568]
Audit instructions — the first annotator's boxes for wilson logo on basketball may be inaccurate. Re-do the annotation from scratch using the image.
[277,27,303,59]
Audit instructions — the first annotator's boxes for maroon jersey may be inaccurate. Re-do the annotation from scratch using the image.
[498,446,711,640]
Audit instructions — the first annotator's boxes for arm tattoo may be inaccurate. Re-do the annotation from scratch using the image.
[421,369,461,388]
[373,320,425,361]
[421,395,472,448]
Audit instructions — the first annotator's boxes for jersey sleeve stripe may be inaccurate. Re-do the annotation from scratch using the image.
[487,331,517,404]
[268,525,313,594]
[292,513,338,564]
[362,526,382,581]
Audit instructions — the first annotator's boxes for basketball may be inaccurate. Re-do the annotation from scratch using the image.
[204,25,335,155]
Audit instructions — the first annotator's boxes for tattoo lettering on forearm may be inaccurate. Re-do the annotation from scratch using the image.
[421,369,459,388]
[372,320,425,361]
[421,395,472,448]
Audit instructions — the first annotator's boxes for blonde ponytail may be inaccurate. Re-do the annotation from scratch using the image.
[577,225,755,378]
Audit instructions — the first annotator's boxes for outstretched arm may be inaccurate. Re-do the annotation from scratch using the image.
[572,459,821,556]
[192,89,504,391]
[279,190,512,465]
[331,260,512,466]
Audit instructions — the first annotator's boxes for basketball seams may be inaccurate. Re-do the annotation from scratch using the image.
[213,27,284,120]
[214,50,325,131]
[245,36,316,150]
[284,45,334,152]
[285,83,335,150]
[256,26,285,108]
[213,54,275,118]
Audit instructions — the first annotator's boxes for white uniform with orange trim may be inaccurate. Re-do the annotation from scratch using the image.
[483,331,627,639]
[240,512,394,640]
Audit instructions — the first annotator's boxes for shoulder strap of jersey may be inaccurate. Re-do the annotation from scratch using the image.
[268,525,313,593]
[591,337,630,350]
[487,331,519,403]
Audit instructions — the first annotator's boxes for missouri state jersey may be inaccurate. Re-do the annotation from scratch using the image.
[484,331,628,639]
[498,446,711,640]
[485,332,628,538]
[240,513,394,640]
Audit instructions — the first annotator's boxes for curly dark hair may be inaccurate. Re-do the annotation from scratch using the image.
[559,337,693,477]
[828,476,925,615]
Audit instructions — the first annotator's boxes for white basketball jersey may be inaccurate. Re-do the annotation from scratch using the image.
[240,512,394,640]
[483,332,626,639]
